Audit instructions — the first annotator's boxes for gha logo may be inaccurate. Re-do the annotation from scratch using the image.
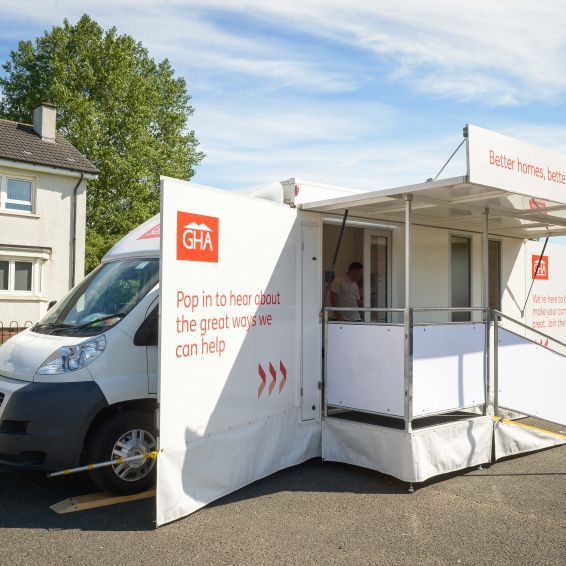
[177,211,219,262]
[532,254,548,280]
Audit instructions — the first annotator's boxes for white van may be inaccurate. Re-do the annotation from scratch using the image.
[0,214,162,494]
[0,178,362,495]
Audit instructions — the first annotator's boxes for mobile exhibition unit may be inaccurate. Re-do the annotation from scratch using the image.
[156,125,566,525]
[0,124,565,525]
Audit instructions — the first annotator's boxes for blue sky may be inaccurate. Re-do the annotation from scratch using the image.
[1,1,566,196]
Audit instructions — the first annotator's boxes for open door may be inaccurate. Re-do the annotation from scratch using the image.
[157,178,321,526]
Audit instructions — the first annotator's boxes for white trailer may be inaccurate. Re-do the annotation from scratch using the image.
[1,124,565,525]
[156,124,566,525]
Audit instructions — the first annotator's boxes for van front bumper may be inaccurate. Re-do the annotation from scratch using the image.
[0,376,108,471]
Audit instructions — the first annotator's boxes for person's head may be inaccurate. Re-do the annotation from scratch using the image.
[347,261,363,282]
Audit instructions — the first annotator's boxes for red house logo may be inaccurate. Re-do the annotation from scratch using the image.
[177,211,219,262]
[529,198,547,215]
[532,255,548,280]
[137,224,161,240]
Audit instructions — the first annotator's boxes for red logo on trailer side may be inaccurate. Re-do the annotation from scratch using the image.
[138,224,161,240]
[532,255,549,280]
[177,211,219,262]
[529,198,547,214]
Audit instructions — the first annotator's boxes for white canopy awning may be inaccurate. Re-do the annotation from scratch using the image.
[301,176,566,239]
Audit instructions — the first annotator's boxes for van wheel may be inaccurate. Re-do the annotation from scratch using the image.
[87,410,157,495]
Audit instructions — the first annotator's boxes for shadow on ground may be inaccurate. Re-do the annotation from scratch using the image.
[0,458,410,532]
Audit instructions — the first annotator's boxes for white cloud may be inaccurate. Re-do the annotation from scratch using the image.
[190,97,466,189]
[6,1,566,103]
[3,0,566,192]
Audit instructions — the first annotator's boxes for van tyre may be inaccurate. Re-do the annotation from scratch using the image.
[87,410,157,495]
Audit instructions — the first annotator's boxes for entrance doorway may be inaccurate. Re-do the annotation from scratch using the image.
[322,222,391,318]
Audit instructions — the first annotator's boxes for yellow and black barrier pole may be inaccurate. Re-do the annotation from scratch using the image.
[47,451,159,478]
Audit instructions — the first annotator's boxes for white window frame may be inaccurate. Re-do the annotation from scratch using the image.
[0,254,44,296]
[0,173,36,214]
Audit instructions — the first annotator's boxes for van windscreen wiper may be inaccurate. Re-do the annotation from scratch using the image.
[32,322,78,335]
[34,322,77,331]
[75,313,126,330]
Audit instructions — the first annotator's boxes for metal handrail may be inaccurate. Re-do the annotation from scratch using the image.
[493,309,566,350]
[324,307,404,312]
[412,307,485,312]
[325,306,485,313]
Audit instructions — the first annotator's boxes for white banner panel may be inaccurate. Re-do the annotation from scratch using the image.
[326,324,404,416]
[322,415,492,483]
[494,419,566,461]
[468,124,566,204]
[157,178,320,525]
[413,324,485,416]
[498,328,566,426]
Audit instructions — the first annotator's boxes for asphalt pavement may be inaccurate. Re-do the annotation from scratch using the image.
[1,439,565,565]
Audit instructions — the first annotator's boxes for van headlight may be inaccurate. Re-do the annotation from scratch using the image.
[36,335,106,375]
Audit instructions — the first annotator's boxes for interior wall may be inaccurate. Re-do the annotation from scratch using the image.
[321,217,526,324]
[412,226,450,322]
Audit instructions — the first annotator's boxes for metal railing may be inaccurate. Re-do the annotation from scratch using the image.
[323,305,566,430]
[323,306,487,433]
[0,321,33,345]
[492,309,566,417]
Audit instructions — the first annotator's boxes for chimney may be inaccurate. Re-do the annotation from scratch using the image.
[33,102,57,143]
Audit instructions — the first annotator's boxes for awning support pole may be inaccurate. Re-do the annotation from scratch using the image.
[482,208,492,416]
[404,194,414,433]
[322,209,349,313]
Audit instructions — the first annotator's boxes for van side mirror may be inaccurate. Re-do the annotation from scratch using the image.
[48,300,57,310]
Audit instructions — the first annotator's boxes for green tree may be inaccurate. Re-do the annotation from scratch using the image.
[0,14,204,271]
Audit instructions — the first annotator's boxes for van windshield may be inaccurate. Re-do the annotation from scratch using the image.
[33,259,160,336]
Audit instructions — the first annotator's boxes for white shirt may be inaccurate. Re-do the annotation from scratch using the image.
[331,275,361,321]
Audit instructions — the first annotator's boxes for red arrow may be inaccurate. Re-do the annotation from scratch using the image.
[279,361,287,393]
[268,362,277,395]
[258,364,266,398]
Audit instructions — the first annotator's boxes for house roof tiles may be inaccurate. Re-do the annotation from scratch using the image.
[0,118,98,175]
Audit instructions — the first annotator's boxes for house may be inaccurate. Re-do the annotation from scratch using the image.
[0,103,98,327]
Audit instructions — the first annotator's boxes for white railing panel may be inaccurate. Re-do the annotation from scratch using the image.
[327,324,404,417]
[498,328,566,426]
[413,324,485,416]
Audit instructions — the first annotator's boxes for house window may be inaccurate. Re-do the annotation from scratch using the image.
[14,261,33,291]
[0,259,39,294]
[0,260,8,290]
[7,178,33,211]
[0,175,35,213]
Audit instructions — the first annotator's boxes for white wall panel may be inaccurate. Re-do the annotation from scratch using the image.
[326,323,404,416]
[413,324,485,416]
[498,328,566,425]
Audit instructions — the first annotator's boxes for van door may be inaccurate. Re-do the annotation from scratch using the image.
[133,300,158,394]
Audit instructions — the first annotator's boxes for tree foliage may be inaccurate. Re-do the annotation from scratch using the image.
[0,15,204,271]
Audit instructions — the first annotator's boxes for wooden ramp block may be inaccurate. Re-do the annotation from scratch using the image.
[50,489,155,514]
